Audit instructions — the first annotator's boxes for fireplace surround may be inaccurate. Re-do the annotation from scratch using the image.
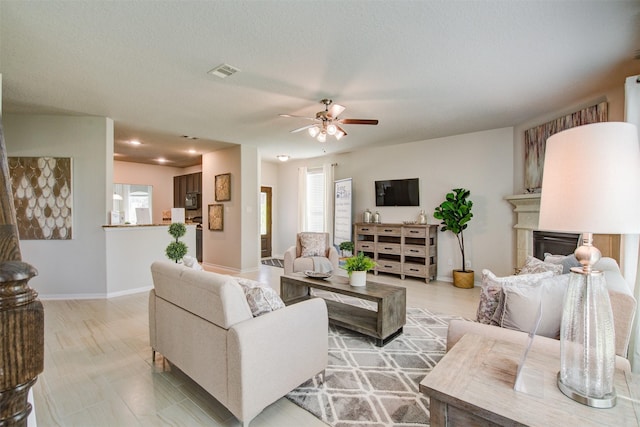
[505,194,620,268]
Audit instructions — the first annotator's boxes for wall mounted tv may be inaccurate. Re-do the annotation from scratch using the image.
[375,178,420,207]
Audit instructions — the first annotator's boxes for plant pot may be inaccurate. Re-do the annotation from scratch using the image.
[453,270,475,288]
[350,271,367,287]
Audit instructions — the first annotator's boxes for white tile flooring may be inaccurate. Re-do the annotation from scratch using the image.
[32,264,480,426]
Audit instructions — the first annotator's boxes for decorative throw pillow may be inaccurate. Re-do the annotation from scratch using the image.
[476,269,554,325]
[498,274,569,338]
[518,256,563,276]
[544,253,581,274]
[235,278,285,317]
[244,286,285,317]
[299,233,326,257]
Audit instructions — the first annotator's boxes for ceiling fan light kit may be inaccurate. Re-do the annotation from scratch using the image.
[281,98,378,143]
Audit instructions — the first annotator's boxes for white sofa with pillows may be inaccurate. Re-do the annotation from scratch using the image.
[447,255,636,371]
[149,261,328,426]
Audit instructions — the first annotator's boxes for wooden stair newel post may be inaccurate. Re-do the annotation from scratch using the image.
[0,122,45,426]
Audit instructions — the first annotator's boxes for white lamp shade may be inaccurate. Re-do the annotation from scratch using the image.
[538,122,640,234]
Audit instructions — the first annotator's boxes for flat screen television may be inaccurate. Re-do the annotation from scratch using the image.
[375,178,419,206]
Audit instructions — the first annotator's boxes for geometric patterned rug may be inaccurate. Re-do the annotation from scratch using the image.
[286,290,464,427]
[261,258,284,268]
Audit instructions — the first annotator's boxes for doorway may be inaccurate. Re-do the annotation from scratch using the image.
[260,186,272,258]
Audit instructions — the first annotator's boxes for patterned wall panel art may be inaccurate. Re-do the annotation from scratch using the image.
[524,101,608,192]
[8,157,73,240]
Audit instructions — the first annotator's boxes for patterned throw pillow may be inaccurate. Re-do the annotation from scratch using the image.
[236,278,285,317]
[476,269,554,325]
[244,286,285,317]
[518,256,563,276]
[299,233,327,257]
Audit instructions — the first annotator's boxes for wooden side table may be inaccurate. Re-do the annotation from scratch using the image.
[419,334,640,426]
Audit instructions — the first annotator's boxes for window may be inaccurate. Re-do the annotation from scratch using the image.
[305,167,325,232]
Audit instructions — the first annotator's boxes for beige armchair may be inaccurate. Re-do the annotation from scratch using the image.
[284,232,339,275]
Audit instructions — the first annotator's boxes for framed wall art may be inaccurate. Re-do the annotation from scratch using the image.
[215,173,231,202]
[524,101,607,192]
[208,204,224,231]
[8,156,73,240]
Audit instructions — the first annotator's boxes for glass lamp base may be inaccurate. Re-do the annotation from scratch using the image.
[557,372,616,408]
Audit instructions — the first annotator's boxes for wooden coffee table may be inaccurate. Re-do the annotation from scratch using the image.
[280,273,406,346]
[420,334,640,426]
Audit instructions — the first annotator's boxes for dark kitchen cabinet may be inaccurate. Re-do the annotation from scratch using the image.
[173,172,202,208]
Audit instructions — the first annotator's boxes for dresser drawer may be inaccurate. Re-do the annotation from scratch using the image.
[403,227,427,238]
[403,263,427,277]
[356,241,375,252]
[403,245,426,257]
[356,225,376,235]
[377,226,401,236]
[377,242,401,255]
[376,260,402,274]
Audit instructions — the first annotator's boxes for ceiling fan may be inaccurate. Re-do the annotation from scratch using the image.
[280,99,379,142]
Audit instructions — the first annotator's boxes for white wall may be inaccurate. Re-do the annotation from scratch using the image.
[114,161,183,224]
[202,145,259,272]
[276,127,515,279]
[4,114,112,297]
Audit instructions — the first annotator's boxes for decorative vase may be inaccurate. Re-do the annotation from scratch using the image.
[373,211,381,224]
[363,209,372,223]
[453,270,474,288]
[418,209,427,224]
[350,271,367,287]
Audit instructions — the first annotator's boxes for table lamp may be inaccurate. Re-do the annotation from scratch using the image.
[538,121,640,408]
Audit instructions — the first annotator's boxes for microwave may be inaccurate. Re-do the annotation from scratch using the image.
[185,192,199,210]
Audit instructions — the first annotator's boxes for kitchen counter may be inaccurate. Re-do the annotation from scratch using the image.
[104,224,197,297]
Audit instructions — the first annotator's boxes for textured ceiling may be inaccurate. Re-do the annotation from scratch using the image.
[1,1,639,167]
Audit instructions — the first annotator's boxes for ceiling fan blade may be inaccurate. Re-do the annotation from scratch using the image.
[279,114,318,121]
[339,118,379,125]
[327,103,346,119]
[290,124,317,133]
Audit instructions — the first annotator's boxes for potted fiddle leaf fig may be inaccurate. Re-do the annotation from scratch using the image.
[433,188,474,288]
[166,222,188,263]
[344,252,376,287]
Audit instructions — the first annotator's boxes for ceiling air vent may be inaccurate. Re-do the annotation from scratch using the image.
[208,63,240,79]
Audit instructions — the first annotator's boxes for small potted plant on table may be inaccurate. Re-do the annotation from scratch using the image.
[339,241,354,257]
[344,252,376,287]
[433,188,474,288]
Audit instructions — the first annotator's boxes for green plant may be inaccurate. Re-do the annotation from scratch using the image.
[433,188,473,272]
[343,252,376,276]
[166,222,188,263]
[339,241,354,253]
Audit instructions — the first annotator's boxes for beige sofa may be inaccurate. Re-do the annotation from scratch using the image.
[447,258,636,371]
[149,261,328,426]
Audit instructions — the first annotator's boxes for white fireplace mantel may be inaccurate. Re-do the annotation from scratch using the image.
[505,194,542,268]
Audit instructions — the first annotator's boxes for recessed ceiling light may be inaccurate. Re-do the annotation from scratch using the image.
[188,149,197,154]
[276,155,290,162]
[130,139,141,145]
[157,158,167,163]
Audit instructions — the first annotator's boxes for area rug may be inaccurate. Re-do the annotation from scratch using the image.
[286,291,464,427]
[261,258,284,268]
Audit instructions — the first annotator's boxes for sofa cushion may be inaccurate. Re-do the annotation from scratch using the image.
[544,252,581,274]
[518,255,563,276]
[497,274,569,339]
[476,269,554,325]
[299,233,326,257]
